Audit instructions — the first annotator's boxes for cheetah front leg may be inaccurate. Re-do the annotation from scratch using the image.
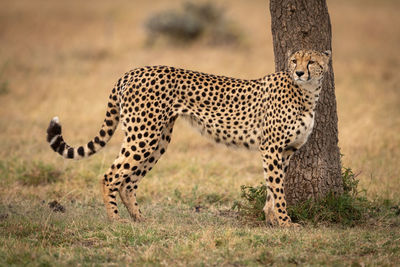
[282,147,296,173]
[260,146,295,227]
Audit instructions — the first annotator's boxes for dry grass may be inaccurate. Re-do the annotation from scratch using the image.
[0,0,399,265]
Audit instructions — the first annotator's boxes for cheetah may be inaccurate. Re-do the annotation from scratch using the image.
[47,49,331,227]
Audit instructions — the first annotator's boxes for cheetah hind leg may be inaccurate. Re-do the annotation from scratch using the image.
[102,160,127,222]
[119,180,143,222]
[118,119,175,222]
[263,187,279,226]
[101,146,147,223]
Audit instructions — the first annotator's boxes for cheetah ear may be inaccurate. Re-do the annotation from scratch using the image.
[321,50,332,71]
[287,50,293,58]
[323,50,332,59]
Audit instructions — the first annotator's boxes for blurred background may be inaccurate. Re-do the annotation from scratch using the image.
[0,0,399,201]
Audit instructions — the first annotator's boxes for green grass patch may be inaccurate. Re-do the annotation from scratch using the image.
[289,192,370,226]
[232,167,400,226]
[0,159,62,186]
[174,186,228,210]
[0,194,399,266]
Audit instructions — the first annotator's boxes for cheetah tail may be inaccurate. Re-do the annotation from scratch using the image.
[46,89,120,160]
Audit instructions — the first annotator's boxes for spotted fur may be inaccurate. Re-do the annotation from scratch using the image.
[47,49,331,227]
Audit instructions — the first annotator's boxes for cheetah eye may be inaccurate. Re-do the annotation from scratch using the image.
[292,59,297,64]
[308,60,315,64]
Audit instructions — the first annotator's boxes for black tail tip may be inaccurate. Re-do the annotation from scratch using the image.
[47,116,62,142]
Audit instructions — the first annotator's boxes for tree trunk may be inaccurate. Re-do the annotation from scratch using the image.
[269,0,342,205]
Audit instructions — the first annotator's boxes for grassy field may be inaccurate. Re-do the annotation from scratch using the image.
[0,0,399,265]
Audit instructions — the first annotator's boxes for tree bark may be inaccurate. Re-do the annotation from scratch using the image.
[269,0,342,205]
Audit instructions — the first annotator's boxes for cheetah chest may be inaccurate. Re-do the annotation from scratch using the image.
[291,112,315,149]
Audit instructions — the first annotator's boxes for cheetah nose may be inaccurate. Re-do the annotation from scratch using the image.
[295,71,305,77]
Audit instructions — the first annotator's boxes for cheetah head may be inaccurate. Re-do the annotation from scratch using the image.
[288,50,331,87]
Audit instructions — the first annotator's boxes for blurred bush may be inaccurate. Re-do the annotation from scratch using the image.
[144,1,243,46]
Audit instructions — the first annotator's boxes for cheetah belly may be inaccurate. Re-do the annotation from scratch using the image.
[181,114,260,149]
[291,114,315,149]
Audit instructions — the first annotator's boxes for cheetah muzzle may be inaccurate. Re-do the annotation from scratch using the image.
[47,49,331,227]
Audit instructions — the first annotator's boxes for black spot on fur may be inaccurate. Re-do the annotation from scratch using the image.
[88,141,95,153]
[77,146,84,156]
[67,148,74,159]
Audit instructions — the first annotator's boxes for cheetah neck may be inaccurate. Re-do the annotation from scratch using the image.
[297,81,322,112]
